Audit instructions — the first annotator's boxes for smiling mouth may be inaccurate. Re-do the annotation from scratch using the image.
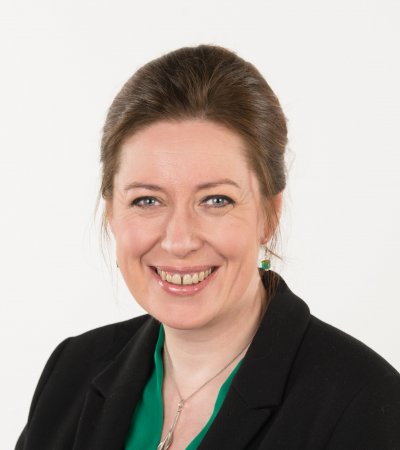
[152,267,217,286]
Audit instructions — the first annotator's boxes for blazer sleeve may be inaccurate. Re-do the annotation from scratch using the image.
[15,337,71,450]
[326,373,400,449]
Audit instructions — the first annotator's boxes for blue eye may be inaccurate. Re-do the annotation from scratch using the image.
[203,195,234,208]
[131,197,159,207]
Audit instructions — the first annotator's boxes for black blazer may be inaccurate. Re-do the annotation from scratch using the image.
[16,272,400,449]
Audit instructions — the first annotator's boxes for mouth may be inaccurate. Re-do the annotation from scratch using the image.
[150,266,218,286]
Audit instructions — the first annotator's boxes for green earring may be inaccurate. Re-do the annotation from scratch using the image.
[260,259,271,271]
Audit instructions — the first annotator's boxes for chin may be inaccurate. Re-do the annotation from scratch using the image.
[150,303,218,332]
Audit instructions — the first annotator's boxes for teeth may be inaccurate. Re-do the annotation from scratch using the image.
[155,267,214,285]
[191,273,199,284]
[171,274,181,285]
[182,274,192,285]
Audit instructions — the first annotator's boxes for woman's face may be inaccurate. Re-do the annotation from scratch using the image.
[108,119,275,331]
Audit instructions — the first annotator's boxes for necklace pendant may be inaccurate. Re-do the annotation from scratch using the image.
[157,429,173,450]
[157,400,184,450]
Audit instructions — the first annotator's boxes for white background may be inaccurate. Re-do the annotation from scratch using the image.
[1,0,399,447]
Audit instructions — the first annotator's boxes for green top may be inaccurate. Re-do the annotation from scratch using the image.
[124,325,242,450]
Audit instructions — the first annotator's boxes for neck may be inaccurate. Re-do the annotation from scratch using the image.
[162,277,267,391]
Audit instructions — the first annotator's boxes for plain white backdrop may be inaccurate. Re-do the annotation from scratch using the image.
[1,0,399,447]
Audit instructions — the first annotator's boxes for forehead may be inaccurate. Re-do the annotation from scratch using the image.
[115,120,255,188]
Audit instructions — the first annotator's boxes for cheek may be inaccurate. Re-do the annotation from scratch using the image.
[208,223,259,263]
[114,219,157,263]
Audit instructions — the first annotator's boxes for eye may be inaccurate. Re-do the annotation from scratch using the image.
[202,195,235,208]
[130,196,160,207]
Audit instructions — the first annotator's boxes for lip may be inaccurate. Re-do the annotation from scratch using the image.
[149,266,218,297]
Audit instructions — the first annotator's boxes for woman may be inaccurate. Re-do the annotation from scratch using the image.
[16,45,400,449]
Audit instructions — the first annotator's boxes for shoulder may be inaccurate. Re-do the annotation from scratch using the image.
[17,315,158,448]
[301,317,400,448]
[53,314,155,371]
[263,271,400,393]
[72,313,152,341]
[290,313,400,416]
[272,295,400,447]
[34,314,154,395]
[24,314,154,422]
[302,315,399,381]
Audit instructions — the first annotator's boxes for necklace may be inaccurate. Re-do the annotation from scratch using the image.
[157,337,254,450]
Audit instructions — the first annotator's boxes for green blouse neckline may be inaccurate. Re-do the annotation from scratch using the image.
[124,325,242,450]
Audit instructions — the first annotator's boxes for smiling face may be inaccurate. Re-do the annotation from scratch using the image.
[108,119,276,331]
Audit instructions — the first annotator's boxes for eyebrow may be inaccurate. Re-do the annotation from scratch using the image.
[123,178,240,192]
[123,182,162,192]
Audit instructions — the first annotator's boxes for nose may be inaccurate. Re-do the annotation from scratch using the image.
[160,206,202,258]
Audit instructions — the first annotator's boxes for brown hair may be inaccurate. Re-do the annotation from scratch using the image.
[100,44,287,299]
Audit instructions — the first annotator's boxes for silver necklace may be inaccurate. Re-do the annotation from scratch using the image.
[157,337,253,450]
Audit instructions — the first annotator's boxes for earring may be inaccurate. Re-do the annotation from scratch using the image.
[260,246,271,271]
[116,260,119,268]
[261,259,271,270]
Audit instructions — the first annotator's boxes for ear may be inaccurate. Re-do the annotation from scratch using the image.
[273,191,283,220]
[105,199,115,236]
[260,192,283,244]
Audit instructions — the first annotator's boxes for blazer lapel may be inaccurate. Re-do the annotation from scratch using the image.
[72,317,160,450]
[198,272,311,449]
